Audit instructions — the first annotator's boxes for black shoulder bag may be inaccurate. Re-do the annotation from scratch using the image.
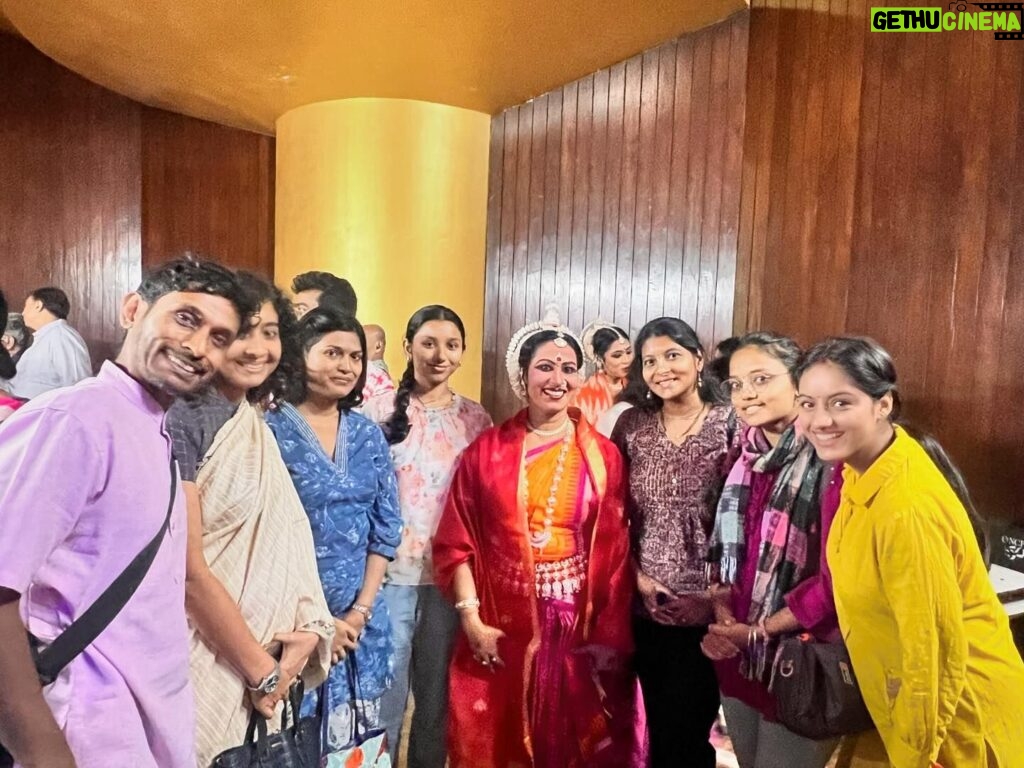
[0,456,177,767]
[768,632,875,740]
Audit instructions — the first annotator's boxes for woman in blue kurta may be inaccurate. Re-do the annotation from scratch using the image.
[266,307,402,751]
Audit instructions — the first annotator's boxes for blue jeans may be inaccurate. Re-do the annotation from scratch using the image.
[378,584,458,768]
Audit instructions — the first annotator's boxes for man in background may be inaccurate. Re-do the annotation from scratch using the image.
[363,323,389,374]
[359,322,395,422]
[290,271,357,318]
[2,287,91,398]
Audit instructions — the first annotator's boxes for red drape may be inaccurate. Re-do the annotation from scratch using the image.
[433,409,635,768]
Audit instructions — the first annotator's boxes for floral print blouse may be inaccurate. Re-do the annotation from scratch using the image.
[387,394,492,586]
[265,403,402,700]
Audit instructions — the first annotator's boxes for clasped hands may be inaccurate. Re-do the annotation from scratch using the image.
[699,584,749,661]
[249,629,321,718]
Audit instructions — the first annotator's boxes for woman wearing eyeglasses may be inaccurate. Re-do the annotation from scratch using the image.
[701,332,843,768]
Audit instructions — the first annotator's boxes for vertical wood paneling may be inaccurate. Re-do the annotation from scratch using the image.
[140,108,275,276]
[1,35,276,372]
[0,35,141,368]
[739,0,1024,524]
[483,13,749,420]
[480,111,505,411]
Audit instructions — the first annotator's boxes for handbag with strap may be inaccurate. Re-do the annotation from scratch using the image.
[0,455,177,767]
[768,633,875,740]
[212,681,321,768]
[321,656,390,768]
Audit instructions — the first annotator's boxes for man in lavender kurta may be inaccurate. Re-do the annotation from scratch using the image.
[0,259,253,768]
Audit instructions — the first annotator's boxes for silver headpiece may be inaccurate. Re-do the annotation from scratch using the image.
[580,320,627,379]
[505,305,580,400]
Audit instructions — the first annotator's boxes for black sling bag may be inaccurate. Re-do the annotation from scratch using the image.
[0,456,176,766]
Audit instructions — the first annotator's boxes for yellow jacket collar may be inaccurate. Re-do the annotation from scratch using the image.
[841,425,910,508]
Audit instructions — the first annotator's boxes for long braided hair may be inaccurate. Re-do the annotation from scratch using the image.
[383,305,466,445]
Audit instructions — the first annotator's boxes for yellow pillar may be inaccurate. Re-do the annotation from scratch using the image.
[275,98,491,398]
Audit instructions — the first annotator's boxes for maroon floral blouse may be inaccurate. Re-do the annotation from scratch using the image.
[612,404,737,599]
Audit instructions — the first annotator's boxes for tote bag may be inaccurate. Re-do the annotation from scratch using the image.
[321,657,391,768]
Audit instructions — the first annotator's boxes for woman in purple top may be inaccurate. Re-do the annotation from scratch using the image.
[611,317,737,768]
[702,332,842,768]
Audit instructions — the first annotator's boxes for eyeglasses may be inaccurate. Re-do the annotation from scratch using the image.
[721,372,788,396]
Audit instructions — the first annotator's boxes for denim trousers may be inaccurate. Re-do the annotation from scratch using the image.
[378,583,459,768]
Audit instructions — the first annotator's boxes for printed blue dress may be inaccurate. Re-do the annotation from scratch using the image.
[266,402,402,748]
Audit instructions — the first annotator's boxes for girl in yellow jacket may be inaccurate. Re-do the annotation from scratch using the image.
[795,336,1024,768]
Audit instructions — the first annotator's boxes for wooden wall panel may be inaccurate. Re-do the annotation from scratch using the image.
[482,13,750,420]
[0,34,275,371]
[737,0,1024,524]
[0,34,141,367]
[141,109,275,276]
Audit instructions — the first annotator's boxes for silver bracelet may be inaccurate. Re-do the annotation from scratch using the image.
[350,603,373,621]
[454,597,481,612]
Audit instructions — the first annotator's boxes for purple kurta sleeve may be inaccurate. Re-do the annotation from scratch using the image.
[0,406,103,594]
[784,465,842,641]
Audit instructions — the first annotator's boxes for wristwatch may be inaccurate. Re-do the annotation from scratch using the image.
[247,662,281,695]
[351,603,373,622]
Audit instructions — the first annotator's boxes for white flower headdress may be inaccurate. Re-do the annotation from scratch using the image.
[505,305,580,400]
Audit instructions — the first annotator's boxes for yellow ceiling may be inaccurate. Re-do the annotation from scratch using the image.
[0,0,745,134]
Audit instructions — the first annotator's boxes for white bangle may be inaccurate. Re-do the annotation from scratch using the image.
[454,597,481,612]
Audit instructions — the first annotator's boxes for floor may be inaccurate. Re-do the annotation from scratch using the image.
[397,705,744,767]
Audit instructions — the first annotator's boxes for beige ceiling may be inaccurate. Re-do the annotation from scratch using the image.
[1,0,746,134]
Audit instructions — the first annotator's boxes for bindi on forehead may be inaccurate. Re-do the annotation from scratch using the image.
[534,355,575,367]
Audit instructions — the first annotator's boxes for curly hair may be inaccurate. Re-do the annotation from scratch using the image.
[231,272,300,405]
[137,255,256,333]
[280,307,367,411]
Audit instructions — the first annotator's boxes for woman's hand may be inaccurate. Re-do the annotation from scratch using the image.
[636,569,676,621]
[248,687,280,719]
[708,621,753,649]
[331,617,361,665]
[710,583,737,626]
[275,630,321,683]
[461,613,505,670]
[700,630,741,661]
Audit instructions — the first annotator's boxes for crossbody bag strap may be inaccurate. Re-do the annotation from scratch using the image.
[33,454,178,685]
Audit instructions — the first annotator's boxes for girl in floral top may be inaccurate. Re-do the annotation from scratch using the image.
[611,317,737,768]
[377,306,492,768]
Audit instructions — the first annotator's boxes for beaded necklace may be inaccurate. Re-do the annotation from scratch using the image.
[522,420,574,551]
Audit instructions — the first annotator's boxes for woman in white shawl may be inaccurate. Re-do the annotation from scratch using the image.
[167,273,333,767]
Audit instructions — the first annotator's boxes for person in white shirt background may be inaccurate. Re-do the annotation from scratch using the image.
[0,287,92,398]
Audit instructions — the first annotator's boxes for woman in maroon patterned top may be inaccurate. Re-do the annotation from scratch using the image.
[611,317,737,768]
